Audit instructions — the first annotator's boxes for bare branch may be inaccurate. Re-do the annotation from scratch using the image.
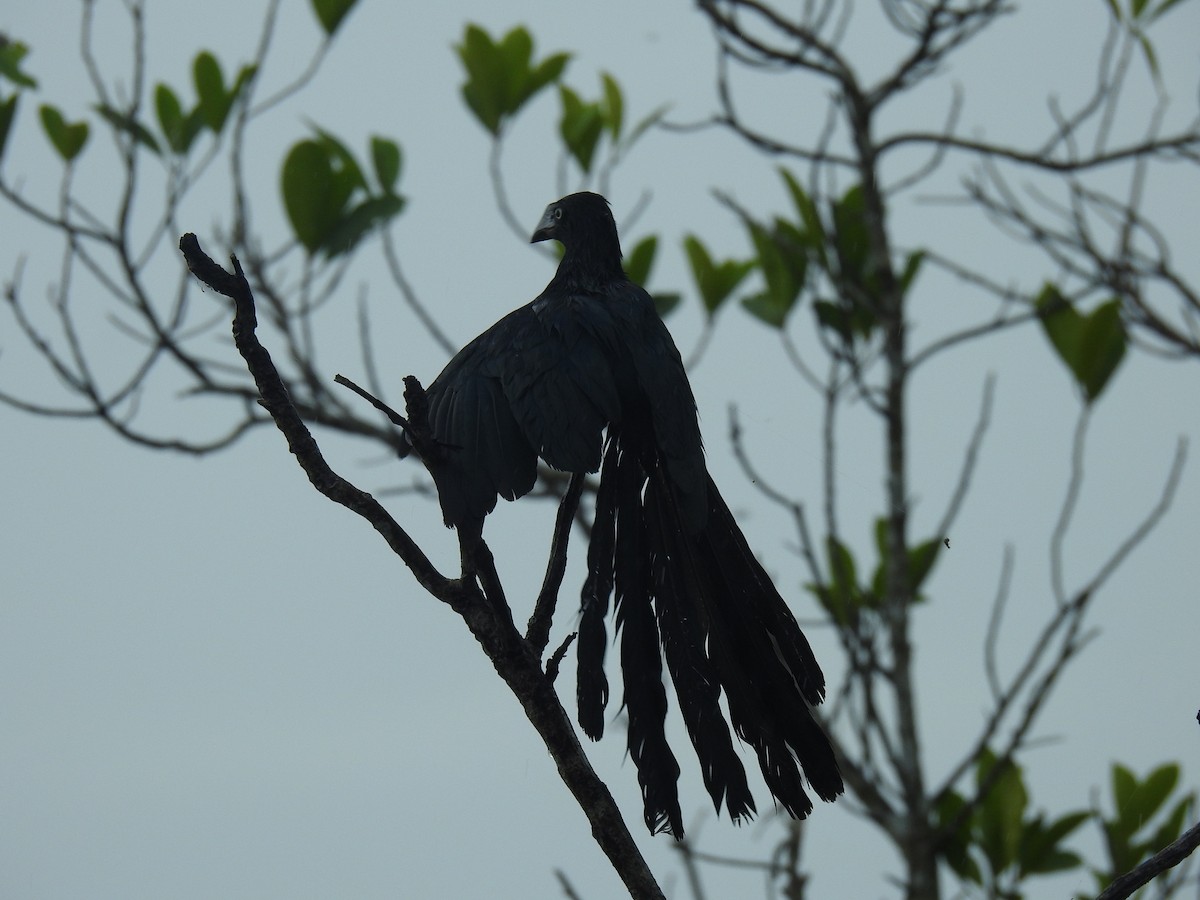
[1096,821,1200,900]
[879,129,1200,172]
[933,374,994,543]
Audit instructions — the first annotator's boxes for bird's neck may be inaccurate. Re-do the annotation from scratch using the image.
[552,245,626,292]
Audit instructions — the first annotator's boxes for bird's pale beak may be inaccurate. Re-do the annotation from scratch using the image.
[530,206,556,243]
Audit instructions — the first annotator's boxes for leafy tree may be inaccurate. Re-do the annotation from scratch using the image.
[1,2,1198,898]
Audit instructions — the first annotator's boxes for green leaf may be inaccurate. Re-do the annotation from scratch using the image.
[865,517,940,602]
[899,249,925,296]
[1132,764,1180,821]
[600,71,623,139]
[0,94,17,161]
[498,27,534,109]
[813,298,851,342]
[832,183,870,282]
[281,139,338,253]
[1036,286,1127,403]
[322,194,405,257]
[624,234,657,287]
[1079,301,1129,401]
[457,26,503,134]
[935,791,983,885]
[1111,764,1138,827]
[976,752,1029,874]
[38,104,89,161]
[525,52,570,103]
[625,103,669,149]
[154,83,187,153]
[1018,811,1090,876]
[313,127,368,216]
[1093,760,1195,888]
[683,234,754,316]
[1148,797,1191,852]
[1037,285,1080,362]
[652,293,681,317]
[827,537,858,598]
[741,294,787,329]
[684,236,715,311]
[231,64,258,103]
[0,40,38,89]
[314,128,366,186]
[1043,810,1093,846]
[193,55,254,133]
[95,104,160,154]
[780,169,824,242]
[817,536,862,625]
[558,84,604,172]
[456,25,568,136]
[310,0,358,35]
[779,167,826,265]
[741,219,806,328]
[182,107,207,150]
[193,52,232,131]
[370,136,402,193]
[806,582,834,621]
[1030,847,1083,875]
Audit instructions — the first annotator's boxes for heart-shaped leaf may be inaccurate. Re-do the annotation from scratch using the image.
[1037,285,1127,403]
[683,234,754,316]
[39,104,89,161]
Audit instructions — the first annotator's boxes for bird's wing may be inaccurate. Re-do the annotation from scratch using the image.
[423,309,539,528]
[487,293,622,474]
[423,296,621,527]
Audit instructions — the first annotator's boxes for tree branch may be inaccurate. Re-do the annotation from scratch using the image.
[1096,820,1200,900]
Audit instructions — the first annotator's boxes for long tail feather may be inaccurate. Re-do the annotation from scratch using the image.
[654,459,844,817]
[645,474,757,823]
[690,477,844,808]
[612,444,683,836]
[581,434,843,836]
[577,437,619,741]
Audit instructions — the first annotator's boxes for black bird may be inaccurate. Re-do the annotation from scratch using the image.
[406,192,842,837]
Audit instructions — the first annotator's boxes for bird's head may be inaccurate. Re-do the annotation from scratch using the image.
[530,192,617,245]
[530,192,624,281]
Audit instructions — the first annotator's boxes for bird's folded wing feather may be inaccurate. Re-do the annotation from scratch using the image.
[424,297,622,526]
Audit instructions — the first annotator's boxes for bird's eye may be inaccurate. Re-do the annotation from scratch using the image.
[553,207,563,220]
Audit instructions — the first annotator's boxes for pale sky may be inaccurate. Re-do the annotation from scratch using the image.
[2,2,1199,899]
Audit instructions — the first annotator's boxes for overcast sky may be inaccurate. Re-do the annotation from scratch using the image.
[2,2,1199,898]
